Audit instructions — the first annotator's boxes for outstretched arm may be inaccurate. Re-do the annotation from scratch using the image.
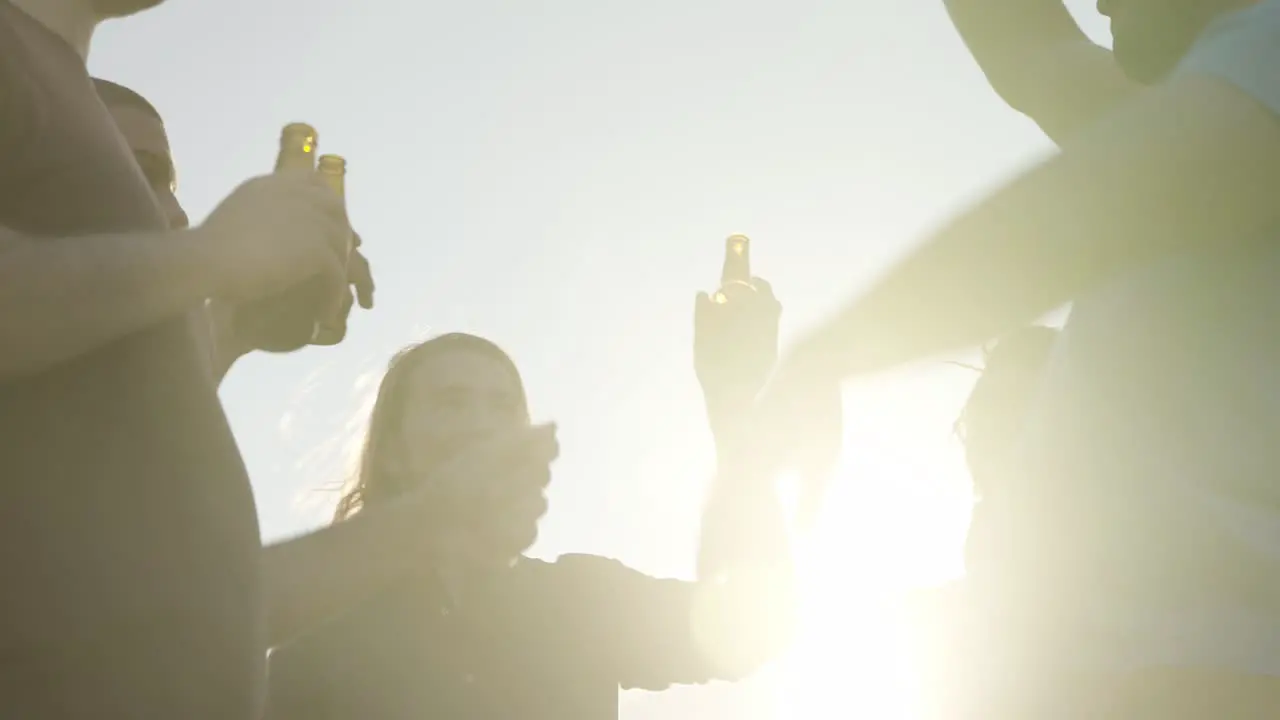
[943,0,1138,143]
[785,3,1280,383]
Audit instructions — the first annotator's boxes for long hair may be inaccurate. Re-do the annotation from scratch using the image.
[332,333,527,523]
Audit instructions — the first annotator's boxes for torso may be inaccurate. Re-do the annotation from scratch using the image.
[0,4,263,717]
[988,238,1280,675]
[269,560,621,720]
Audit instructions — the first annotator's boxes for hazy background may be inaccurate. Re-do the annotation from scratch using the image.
[92,1,1107,717]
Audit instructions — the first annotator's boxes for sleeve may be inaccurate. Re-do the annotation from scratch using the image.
[1173,0,1280,115]
[549,553,723,691]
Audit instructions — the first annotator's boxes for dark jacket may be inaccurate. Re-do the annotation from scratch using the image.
[267,554,737,720]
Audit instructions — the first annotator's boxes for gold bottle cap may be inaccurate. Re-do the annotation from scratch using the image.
[281,124,316,152]
[721,233,752,287]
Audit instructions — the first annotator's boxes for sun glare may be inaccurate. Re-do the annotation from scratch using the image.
[773,369,977,720]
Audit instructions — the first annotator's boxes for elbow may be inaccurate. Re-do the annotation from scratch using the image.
[963,51,1047,118]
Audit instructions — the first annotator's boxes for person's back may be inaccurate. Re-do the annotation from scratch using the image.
[946,3,1280,701]
[0,3,262,716]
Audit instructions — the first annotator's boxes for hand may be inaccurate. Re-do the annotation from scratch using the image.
[694,277,782,415]
[305,236,377,347]
[424,424,560,558]
[752,340,843,528]
[205,234,375,357]
[197,172,351,318]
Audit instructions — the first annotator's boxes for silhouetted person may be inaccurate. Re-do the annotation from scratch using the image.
[92,77,375,382]
[94,76,580,711]
[953,325,1058,575]
[0,1,479,714]
[761,0,1280,716]
[910,326,1058,717]
[268,282,817,720]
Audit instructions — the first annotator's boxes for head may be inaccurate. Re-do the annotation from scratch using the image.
[94,78,188,230]
[336,334,539,552]
[955,326,1058,498]
[1098,0,1255,84]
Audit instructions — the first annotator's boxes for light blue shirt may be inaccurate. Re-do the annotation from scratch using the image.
[980,0,1280,680]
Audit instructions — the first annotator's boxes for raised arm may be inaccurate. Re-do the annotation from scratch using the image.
[943,0,1139,143]
[780,1,1280,385]
[562,276,805,690]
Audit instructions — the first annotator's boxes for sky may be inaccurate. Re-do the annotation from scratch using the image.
[92,1,1108,717]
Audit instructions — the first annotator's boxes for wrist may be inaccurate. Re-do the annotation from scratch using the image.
[179,226,239,301]
[704,386,755,425]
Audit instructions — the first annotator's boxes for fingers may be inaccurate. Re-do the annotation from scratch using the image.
[316,255,350,323]
[518,422,560,464]
[750,277,782,312]
[274,172,349,229]
[432,424,558,507]
[349,249,376,309]
[694,291,713,332]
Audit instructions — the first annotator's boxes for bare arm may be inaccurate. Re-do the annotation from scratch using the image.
[692,445,797,678]
[793,71,1280,380]
[943,0,1139,143]
[0,226,225,380]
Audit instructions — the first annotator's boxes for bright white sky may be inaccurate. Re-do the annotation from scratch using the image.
[92,1,1108,717]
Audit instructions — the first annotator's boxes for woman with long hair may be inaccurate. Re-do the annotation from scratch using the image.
[268,282,820,719]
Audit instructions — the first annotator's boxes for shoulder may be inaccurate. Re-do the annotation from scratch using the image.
[513,553,690,606]
[1174,1,1280,114]
[514,553,642,590]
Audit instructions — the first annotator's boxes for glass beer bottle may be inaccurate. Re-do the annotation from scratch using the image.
[712,233,756,304]
[311,154,354,345]
[232,123,344,352]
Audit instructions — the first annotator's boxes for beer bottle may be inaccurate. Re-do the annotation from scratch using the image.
[713,233,756,304]
[311,154,354,345]
[232,123,346,352]
[277,123,317,173]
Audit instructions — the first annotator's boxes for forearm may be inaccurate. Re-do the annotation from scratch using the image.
[0,225,222,380]
[697,452,790,581]
[262,493,438,648]
[944,0,1138,143]
[799,75,1280,380]
[691,455,795,679]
